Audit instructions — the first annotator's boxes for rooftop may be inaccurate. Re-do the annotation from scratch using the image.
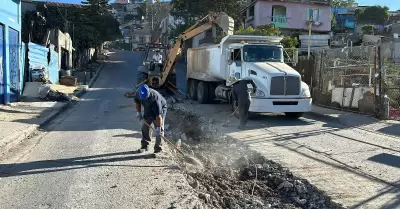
[249,0,330,5]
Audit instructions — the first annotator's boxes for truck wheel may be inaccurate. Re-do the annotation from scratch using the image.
[197,81,209,104]
[208,82,216,102]
[188,79,198,100]
[284,112,304,119]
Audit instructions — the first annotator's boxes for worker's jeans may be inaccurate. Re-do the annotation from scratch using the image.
[238,99,251,127]
[141,109,167,149]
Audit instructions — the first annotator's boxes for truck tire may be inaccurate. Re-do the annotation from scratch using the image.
[284,112,304,119]
[197,81,209,104]
[188,79,198,100]
[208,82,216,102]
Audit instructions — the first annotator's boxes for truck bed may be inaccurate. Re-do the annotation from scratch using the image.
[187,45,227,82]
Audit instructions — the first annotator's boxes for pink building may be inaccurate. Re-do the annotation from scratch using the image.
[243,0,331,34]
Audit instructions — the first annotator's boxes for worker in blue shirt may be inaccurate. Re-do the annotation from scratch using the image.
[134,84,168,153]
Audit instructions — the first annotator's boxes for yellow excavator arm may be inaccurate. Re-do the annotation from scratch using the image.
[149,12,234,88]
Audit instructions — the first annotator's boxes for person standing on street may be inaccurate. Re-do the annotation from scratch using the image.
[232,79,257,129]
[134,84,168,153]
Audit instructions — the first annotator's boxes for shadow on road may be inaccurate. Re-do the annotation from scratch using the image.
[0,150,168,178]
[368,153,400,169]
[114,133,142,138]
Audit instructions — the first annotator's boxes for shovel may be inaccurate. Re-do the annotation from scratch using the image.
[222,107,239,127]
[142,120,203,167]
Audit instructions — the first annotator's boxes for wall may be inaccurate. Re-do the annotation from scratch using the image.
[21,1,36,14]
[47,29,73,70]
[250,0,331,32]
[0,0,22,104]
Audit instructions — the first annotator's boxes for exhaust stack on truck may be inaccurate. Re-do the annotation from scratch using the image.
[186,35,312,119]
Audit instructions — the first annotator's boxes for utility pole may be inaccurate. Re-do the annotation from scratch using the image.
[308,21,312,59]
[131,24,135,51]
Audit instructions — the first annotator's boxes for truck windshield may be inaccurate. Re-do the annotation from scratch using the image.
[243,45,283,62]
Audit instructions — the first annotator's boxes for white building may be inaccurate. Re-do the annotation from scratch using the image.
[159,14,184,45]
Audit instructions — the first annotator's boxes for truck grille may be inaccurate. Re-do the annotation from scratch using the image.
[270,76,300,96]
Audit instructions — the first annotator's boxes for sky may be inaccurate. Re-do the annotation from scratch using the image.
[356,0,399,10]
[40,0,400,11]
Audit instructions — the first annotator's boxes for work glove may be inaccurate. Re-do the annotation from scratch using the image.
[136,112,143,120]
[155,127,161,135]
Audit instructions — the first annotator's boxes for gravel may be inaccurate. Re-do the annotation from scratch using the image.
[164,100,346,209]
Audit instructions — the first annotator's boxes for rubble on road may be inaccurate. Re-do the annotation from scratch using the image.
[165,106,345,209]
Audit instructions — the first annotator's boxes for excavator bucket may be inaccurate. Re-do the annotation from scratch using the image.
[215,12,235,35]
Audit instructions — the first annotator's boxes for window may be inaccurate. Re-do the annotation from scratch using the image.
[243,45,283,62]
[230,49,241,61]
[307,8,321,22]
[248,6,254,18]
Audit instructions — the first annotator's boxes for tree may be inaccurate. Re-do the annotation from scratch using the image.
[355,6,389,25]
[81,0,110,16]
[331,0,355,8]
[145,0,172,31]
[331,12,337,30]
[22,1,121,66]
[170,0,247,26]
[361,25,375,34]
[234,25,298,48]
[81,0,122,60]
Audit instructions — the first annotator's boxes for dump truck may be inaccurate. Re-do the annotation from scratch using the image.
[186,35,312,118]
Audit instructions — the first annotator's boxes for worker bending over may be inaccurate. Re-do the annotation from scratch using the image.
[135,84,168,153]
[232,79,257,129]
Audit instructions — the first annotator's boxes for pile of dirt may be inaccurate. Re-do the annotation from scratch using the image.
[165,106,345,209]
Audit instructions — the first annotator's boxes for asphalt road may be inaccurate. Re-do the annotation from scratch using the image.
[0,51,199,209]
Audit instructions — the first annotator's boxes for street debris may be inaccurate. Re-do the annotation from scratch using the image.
[38,85,75,103]
[165,107,345,209]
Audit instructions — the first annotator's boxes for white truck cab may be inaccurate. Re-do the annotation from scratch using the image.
[187,35,312,118]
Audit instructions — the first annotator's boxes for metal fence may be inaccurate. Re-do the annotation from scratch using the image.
[382,54,400,120]
[290,43,400,121]
[293,46,380,116]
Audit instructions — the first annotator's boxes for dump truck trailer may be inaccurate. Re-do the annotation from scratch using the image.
[186,35,312,118]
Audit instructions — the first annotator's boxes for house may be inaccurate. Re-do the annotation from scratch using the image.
[132,25,151,48]
[0,0,24,104]
[242,0,331,35]
[388,11,400,24]
[332,8,356,33]
[159,14,184,45]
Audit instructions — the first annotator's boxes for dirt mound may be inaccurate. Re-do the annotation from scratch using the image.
[165,107,345,209]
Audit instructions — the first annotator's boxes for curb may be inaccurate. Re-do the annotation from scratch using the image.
[0,62,105,155]
[0,102,71,155]
[39,102,71,128]
[74,62,105,98]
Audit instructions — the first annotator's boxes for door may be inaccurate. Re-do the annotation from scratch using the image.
[0,25,4,104]
[8,28,19,102]
[228,48,243,83]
